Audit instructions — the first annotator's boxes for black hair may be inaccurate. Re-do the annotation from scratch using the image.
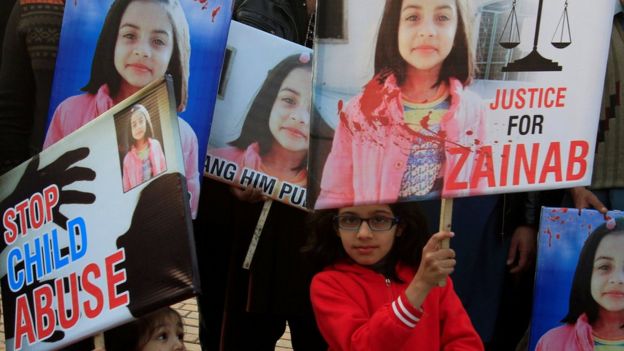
[229,53,313,170]
[81,0,190,111]
[374,0,475,87]
[562,217,624,325]
[303,201,430,282]
[104,307,183,351]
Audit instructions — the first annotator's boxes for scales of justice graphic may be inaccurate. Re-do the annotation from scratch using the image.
[499,0,571,72]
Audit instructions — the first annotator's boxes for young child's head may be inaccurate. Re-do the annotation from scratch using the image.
[83,0,190,112]
[563,217,624,325]
[374,0,475,86]
[127,104,154,146]
[305,201,430,280]
[230,53,313,168]
[105,307,186,351]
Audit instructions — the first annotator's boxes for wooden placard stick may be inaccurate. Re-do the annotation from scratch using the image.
[437,198,453,287]
[94,333,105,349]
[242,199,273,269]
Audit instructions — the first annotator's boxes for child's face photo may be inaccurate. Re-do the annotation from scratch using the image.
[591,233,624,313]
[397,0,458,73]
[268,67,312,153]
[337,205,400,266]
[141,318,186,351]
[131,111,148,141]
[114,1,174,90]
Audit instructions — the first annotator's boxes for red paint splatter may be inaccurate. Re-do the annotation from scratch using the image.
[562,208,568,213]
[550,216,561,221]
[211,5,221,21]
[337,99,344,112]
[420,113,431,130]
[474,139,481,145]
[466,130,473,136]
[544,228,553,247]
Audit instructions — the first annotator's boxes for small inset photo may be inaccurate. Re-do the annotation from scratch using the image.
[114,102,167,192]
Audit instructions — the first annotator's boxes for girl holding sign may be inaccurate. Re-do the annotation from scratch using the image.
[536,217,624,350]
[212,53,312,187]
[305,202,483,350]
[316,0,485,208]
[43,0,200,216]
[122,104,167,192]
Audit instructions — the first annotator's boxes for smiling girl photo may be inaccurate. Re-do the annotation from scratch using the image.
[42,0,231,218]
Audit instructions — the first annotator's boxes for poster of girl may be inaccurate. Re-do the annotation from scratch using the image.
[307,0,615,210]
[44,0,232,218]
[530,208,624,350]
[206,22,320,208]
[310,0,485,209]
[118,104,167,192]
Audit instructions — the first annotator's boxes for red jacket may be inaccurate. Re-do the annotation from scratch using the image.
[310,261,483,351]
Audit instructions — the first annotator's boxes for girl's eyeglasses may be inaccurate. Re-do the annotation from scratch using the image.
[333,215,399,232]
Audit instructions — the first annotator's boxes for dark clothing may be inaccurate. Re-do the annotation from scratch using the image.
[193,179,326,350]
[234,0,311,47]
[0,0,64,175]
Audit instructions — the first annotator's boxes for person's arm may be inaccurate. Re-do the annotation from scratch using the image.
[0,3,35,174]
[504,192,539,274]
[310,272,417,350]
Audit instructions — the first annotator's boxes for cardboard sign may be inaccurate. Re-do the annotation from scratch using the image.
[45,0,233,217]
[205,21,314,209]
[308,0,614,209]
[529,207,624,350]
[0,78,199,350]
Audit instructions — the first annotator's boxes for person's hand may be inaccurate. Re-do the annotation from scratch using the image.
[405,231,456,308]
[507,225,537,274]
[569,186,607,213]
[229,186,266,203]
[414,231,456,289]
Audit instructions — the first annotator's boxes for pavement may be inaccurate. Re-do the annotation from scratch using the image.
[0,296,293,350]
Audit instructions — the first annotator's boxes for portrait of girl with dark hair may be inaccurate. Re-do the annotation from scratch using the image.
[536,216,624,350]
[211,53,313,188]
[43,0,200,217]
[314,0,485,209]
[121,104,167,192]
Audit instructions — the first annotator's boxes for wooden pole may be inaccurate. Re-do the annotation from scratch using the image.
[242,199,273,269]
[94,333,105,349]
[438,198,453,287]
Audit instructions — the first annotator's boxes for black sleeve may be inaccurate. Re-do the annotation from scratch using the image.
[233,0,303,44]
[0,2,36,175]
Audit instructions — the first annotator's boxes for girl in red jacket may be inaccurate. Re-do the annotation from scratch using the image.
[305,201,483,350]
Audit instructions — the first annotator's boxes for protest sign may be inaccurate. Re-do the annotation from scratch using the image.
[205,21,314,209]
[45,0,233,217]
[308,0,615,209]
[529,207,624,350]
[0,78,199,350]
